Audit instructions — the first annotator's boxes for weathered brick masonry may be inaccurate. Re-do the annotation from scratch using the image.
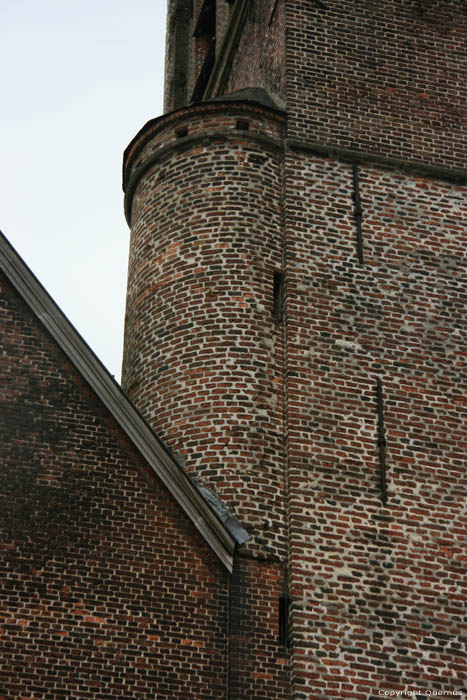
[125,0,466,697]
[2,0,465,698]
[282,154,466,698]
[0,271,229,700]
[122,101,287,559]
[122,99,291,697]
[284,0,466,168]
[228,555,289,699]
[280,2,467,695]
[224,0,286,103]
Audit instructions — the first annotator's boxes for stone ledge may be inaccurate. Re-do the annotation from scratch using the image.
[286,138,467,185]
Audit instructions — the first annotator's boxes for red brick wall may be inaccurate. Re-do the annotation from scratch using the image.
[226,0,286,103]
[282,153,466,697]
[124,2,467,696]
[0,272,229,700]
[228,556,289,699]
[122,102,287,560]
[285,0,467,168]
[216,0,466,166]
[122,102,293,699]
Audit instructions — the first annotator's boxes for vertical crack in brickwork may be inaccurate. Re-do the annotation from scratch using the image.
[352,164,365,265]
[376,377,388,506]
[273,270,284,321]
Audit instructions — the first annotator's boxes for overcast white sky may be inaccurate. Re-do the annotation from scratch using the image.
[1,0,167,380]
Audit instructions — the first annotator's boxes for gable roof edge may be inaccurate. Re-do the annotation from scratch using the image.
[0,231,243,572]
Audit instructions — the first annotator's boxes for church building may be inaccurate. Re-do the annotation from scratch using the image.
[1,1,466,698]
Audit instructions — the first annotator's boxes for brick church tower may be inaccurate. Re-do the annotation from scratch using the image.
[121,0,466,697]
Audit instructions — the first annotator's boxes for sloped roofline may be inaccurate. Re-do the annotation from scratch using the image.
[0,231,249,572]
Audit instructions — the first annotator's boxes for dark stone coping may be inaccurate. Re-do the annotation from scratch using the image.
[208,86,282,111]
[286,138,467,185]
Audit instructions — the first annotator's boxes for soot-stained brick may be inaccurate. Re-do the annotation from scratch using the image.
[0,271,230,700]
